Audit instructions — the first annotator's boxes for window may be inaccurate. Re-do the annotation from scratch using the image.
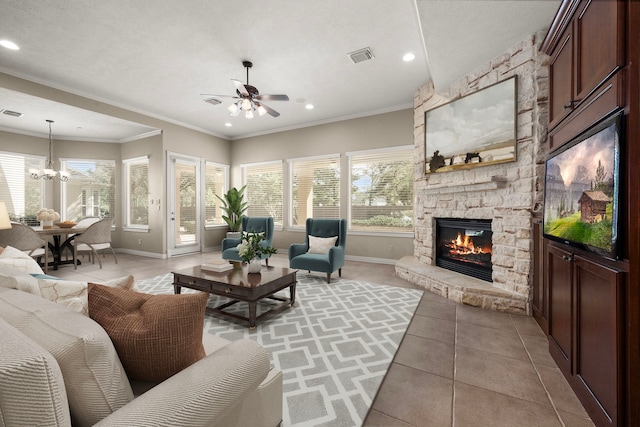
[243,161,283,227]
[348,146,413,232]
[289,155,340,227]
[61,159,116,223]
[204,162,228,227]
[0,151,44,225]
[123,156,149,229]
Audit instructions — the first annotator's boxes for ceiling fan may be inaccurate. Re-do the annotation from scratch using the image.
[202,61,289,118]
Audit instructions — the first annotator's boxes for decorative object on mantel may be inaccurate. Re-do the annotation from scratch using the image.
[36,208,60,229]
[28,120,69,181]
[425,75,518,174]
[236,231,277,273]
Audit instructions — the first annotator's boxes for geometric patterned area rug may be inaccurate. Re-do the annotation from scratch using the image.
[136,272,423,427]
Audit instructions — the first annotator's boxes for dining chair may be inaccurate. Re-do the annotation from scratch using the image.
[0,223,50,273]
[65,217,101,260]
[72,218,117,269]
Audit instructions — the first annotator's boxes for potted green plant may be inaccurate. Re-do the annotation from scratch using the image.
[216,185,248,237]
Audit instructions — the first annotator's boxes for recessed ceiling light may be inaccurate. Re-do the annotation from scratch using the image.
[305,104,314,110]
[0,40,20,50]
[403,52,415,62]
[225,122,232,127]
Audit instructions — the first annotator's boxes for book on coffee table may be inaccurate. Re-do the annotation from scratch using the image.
[201,260,233,272]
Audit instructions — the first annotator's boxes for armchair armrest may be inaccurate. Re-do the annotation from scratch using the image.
[289,242,308,259]
[328,245,345,265]
[221,237,242,252]
[96,339,271,427]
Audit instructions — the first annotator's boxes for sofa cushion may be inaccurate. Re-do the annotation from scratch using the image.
[0,317,71,427]
[88,284,208,382]
[0,287,134,427]
[308,235,338,254]
[0,265,41,295]
[0,245,44,274]
[37,275,135,315]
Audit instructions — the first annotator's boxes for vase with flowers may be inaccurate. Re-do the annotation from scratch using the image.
[36,208,60,229]
[236,231,277,273]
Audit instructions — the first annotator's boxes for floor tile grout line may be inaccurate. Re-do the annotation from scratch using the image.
[511,315,566,427]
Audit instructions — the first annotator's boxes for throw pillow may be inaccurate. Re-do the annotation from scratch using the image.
[37,275,135,315]
[88,284,208,382]
[308,235,338,254]
[0,245,44,274]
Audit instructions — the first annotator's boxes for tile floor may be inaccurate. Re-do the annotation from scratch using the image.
[51,251,594,427]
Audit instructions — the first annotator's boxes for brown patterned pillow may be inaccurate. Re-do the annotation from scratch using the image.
[88,283,208,382]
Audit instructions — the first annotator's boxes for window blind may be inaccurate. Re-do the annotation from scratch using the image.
[290,155,340,226]
[243,161,283,226]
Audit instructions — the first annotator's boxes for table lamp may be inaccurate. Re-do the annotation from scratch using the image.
[0,202,11,230]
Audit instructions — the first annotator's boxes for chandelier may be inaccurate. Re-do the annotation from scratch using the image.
[29,119,69,182]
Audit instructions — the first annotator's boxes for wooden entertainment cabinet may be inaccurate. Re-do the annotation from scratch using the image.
[538,1,639,426]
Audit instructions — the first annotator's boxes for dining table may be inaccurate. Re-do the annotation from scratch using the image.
[33,225,88,270]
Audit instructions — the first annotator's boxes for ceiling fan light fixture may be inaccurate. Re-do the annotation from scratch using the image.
[257,105,267,116]
[242,98,252,110]
[245,109,254,119]
[228,103,238,114]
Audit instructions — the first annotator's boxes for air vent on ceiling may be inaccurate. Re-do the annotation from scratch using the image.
[0,109,22,117]
[348,47,374,64]
[204,97,222,106]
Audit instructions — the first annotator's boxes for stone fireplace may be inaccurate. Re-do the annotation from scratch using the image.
[396,32,549,315]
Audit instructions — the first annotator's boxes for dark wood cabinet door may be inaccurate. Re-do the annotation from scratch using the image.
[574,0,624,104]
[549,30,574,129]
[547,244,573,375]
[573,255,623,427]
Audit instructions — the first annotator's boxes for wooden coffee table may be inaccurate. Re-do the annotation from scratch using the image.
[172,264,296,329]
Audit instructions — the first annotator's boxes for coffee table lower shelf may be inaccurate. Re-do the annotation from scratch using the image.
[208,294,294,329]
[172,265,297,329]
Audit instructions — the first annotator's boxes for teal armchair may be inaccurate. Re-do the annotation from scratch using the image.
[289,218,346,283]
[221,217,275,265]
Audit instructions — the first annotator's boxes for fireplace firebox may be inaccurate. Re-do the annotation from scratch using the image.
[435,218,493,282]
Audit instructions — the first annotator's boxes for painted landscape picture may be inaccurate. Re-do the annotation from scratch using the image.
[425,76,517,173]
[543,119,620,256]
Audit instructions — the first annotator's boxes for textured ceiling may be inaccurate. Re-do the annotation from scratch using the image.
[0,0,560,142]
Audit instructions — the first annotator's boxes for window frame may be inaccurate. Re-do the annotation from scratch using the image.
[204,161,229,229]
[0,150,45,224]
[60,158,116,226]
[347,145,414,236]
[122,155,150,231]
[241,160,284,229]
[287,153,341,229]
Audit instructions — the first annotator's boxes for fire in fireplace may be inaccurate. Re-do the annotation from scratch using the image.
[435,218,492,282]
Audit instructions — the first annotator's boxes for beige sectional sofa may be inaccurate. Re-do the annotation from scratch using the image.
[0,255,283,427]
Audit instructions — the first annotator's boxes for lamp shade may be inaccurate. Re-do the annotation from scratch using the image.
[0,202,11,230]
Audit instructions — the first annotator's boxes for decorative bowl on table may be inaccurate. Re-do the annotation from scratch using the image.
[55,222,76,228]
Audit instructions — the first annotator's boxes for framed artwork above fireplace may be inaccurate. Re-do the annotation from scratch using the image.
[425,76,517,174]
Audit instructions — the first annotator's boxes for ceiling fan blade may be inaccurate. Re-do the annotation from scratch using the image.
[200,93,238,99]
[258,102,281,117]
[232,79,250,97]
[256,94,289,101]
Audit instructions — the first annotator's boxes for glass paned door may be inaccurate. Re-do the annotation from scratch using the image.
[167,153,201,256]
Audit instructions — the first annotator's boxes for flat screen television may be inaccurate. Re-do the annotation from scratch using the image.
[543,110,622,259]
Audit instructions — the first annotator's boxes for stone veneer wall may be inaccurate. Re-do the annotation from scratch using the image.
[396,31,550,314]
